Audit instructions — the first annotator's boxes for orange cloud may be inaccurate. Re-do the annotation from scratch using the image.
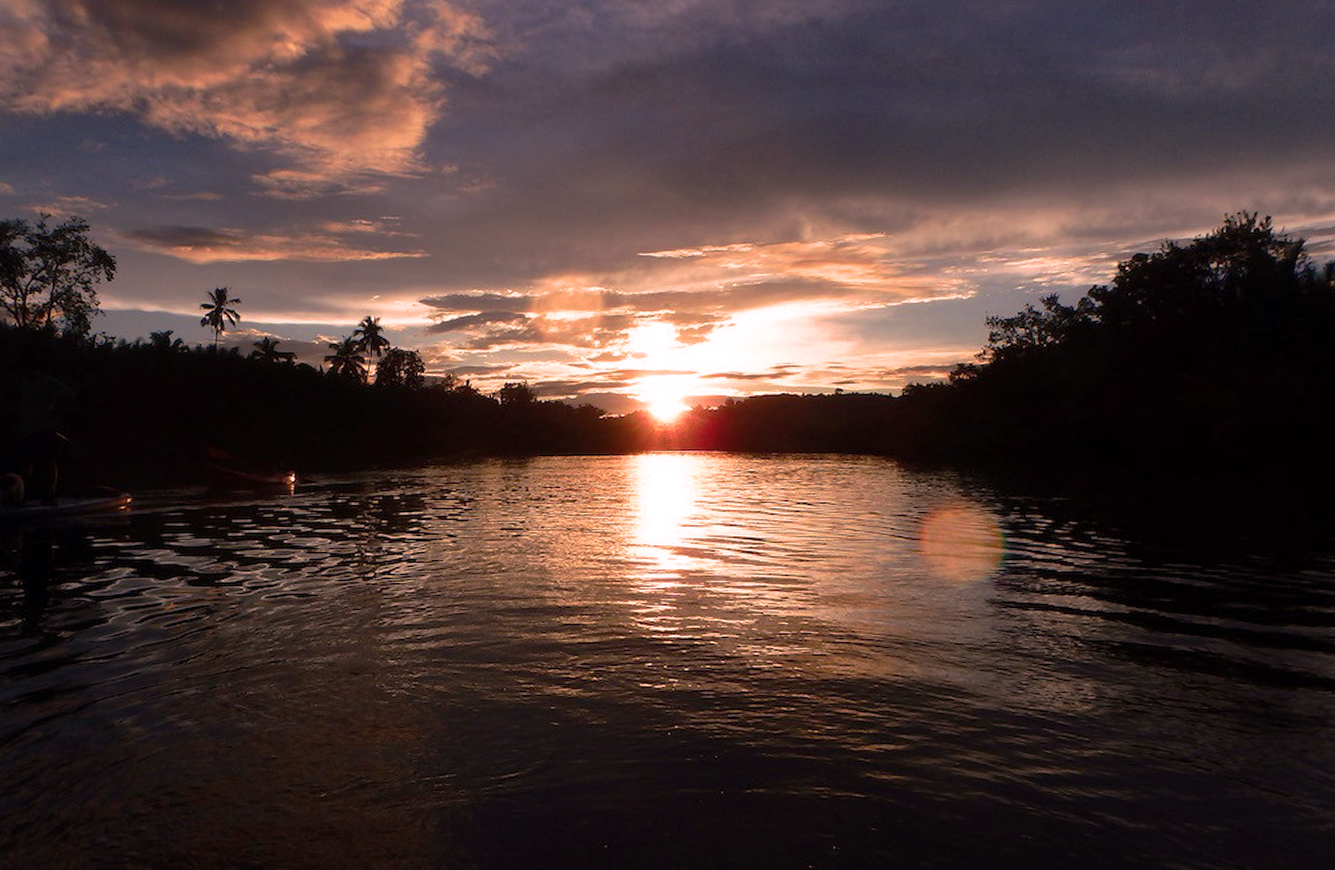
[0,1,494,180]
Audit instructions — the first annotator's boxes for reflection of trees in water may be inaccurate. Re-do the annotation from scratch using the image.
[991,490,1335,702]
[0,524,107,633]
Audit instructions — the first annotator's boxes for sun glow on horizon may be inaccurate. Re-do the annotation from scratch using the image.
[614,303,860,416]
[635,374,696,422]
[624,321,695,421]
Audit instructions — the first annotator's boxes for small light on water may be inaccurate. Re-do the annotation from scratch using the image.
[918,501,1005,582]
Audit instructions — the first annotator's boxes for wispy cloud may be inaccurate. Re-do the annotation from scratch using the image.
[26,195,110,215]
[122,224,429,262]
[419,232,970,359]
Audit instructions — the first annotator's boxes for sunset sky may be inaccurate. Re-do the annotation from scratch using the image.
[3,0,1334,413]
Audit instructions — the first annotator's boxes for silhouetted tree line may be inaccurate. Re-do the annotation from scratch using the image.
[7,212,1332,489]
[0,327,651,488]
[665,393,897,453]
[883,214,1335,480]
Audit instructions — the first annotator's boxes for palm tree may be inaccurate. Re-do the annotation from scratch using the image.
[250,335,295,364]
[353,315,391,359]
[324,336,367,383]
[200,287,241,349]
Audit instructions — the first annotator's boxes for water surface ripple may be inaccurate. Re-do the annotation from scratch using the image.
[2,454,1333,868]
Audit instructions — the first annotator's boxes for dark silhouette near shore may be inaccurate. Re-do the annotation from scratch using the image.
[1,371,74,504]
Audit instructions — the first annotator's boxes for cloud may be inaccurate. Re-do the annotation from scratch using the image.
[445,364,513,376]
[160,192,226,202]
[414,231,970,362]
[0,0,495,180]
[217,327,328,362]
[428,310,529,331]
[454,313,638,350]
[423,0,1335,287]
[701,368,799,382]
[122,224,429,262]
[409,227,985,405]
[421,292,536,313]
[886,363,959,380]
[420,235,964,318]
[536,378,634,396]
[27,195,110,215]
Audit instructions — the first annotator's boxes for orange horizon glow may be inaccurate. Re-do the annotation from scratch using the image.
[634,374,696,422]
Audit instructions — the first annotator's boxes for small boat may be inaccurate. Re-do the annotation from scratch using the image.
[0,491,132,522]
[207,465,297,490]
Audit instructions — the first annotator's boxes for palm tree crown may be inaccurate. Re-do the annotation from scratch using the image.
[200,287,241,349]
[324,336,367,383]
[353,315,391,359]
[250,336,295,364]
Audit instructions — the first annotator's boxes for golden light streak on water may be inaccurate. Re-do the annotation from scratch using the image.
[630,452,702,580]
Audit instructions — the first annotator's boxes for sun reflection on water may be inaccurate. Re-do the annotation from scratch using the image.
[630,452,702,581]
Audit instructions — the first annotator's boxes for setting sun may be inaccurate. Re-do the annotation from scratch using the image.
[646,396,690,422]
[635,374,695,422]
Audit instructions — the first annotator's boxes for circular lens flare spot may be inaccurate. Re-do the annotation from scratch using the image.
[919,502,1005,582]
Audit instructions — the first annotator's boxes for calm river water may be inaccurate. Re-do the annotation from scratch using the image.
[2,454,1334,868]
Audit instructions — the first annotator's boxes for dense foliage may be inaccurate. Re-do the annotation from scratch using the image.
[0,215,115,338]
[0,328,641,488]
[885,214,1335,478]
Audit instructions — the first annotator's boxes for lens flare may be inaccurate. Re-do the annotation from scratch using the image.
[918,501,1005,582]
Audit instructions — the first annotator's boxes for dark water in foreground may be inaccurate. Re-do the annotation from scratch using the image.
[2,454,1334,868]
